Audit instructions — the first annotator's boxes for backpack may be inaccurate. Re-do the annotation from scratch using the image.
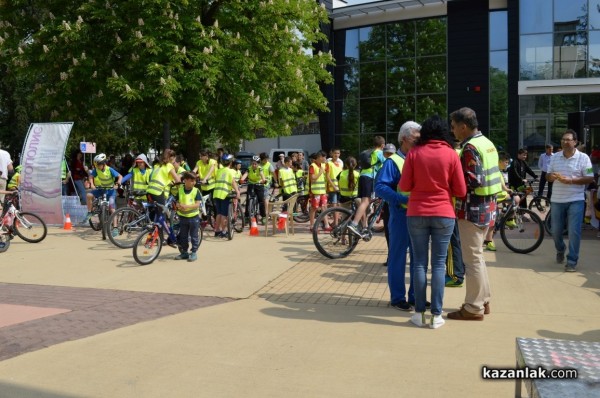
[359,149,374,170]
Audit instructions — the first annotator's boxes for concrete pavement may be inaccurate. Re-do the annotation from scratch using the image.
[0,224,599,397]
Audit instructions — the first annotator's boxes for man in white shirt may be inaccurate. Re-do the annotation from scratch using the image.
[546,130,594,272]
[0,147,14,202]
[537,144,553,199]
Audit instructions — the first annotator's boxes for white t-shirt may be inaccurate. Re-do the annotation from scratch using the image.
[547,149,593,203]
[0,149,12,180]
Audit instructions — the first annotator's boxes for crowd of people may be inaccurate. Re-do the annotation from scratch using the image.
[0,106,598,324]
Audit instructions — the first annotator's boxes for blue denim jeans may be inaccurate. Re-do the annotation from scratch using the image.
[73,179,87,205]
[407,216,455,315]
[551,200,585,266]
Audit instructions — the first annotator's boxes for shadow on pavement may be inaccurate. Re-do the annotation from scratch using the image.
[0,382,83,398]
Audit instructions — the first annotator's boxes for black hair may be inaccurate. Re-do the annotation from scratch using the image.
[416,115,454,147]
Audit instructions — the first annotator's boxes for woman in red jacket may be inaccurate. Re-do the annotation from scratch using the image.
[399,115,467,329]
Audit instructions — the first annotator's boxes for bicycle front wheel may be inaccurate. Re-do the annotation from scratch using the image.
[108,208,146,248]
[227,204,234,240]
[133,228,162,265]
[500,208,544,254]
[100,205,109,240]
[13,212,47,243]
[312,207,359,259]
[0,233,11,252]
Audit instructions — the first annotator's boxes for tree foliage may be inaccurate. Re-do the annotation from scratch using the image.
[0,0,333,159]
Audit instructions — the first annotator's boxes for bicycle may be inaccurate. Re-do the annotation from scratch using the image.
[525,179,551,215]
[88,187,113,240]
[107,188,152,248]
[245,182,266,223]
[225,192,244,239]
[312,196,385,259]
[0,191,47,252]
[493,192,545,254]
[196,181,216,230]
[292,177,310,223]
[132,197,201,265]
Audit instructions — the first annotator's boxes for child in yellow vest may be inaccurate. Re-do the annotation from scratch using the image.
[174,172,202,262]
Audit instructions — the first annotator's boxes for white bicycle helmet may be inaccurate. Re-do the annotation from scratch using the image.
[94,153,107,164]
[222,154,234,164]
[252,155,260,162]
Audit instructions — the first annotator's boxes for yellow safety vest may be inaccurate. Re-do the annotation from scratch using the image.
[147,163,174,196]
[131,168,150,194]
[248,166,262,184]
[93,167,114,188]
[388,153,410,209]
[7,172,20,190]
[213,167,235,200]
[196,159,216,191]
[338,170,359,198]
[234,169,242,183]
[261,162,273,184]
[279,168,298,195]
[309,163,326,195]
[326,160,343,192]
[460,134,502,196]
[176,185,200,218]
[61,159,67,179]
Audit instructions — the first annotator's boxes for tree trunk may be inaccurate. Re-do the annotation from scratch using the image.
[182,128,201,166]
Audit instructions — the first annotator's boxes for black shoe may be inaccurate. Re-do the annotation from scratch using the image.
[390,301,412,311]
[408,300,431,309]
[556,251,565,264]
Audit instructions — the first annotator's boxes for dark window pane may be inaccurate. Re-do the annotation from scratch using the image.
[581,93,600,109]
[553,32,587,78]
[360,25,386,62]
[520,0,553,34]
[520,95,550,116]
[336,134,361,158]
[334,65,359,101]
[387,96,416,134]
[360,98,387,134]
[416,18,446,56]
[416,56,446,93]
[360,62,386,98]
[416,95,447,122]
[490,11,508,51]
[387,58,415,96]
[387,21,415,59]
[338,99,360,135]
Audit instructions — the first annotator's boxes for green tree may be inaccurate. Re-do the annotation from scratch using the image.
[0,0,333,162]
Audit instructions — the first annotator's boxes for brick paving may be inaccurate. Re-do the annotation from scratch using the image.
[0,283,231,361]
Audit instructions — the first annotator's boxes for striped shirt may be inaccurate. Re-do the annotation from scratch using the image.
[547,149,593,203]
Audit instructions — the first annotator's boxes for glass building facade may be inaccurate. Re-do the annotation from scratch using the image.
[326,0,600,161]
[332,18,447,156]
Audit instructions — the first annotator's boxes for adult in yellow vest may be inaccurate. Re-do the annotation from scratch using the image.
[168,155,187,197]
[212,154,241,238]
[173,172,202,262]
[308,150,328,229]
[448,107,502,321]
[120,154,151,200]
[82,153,123,233]
[193,150,217,196]
[374,122,421,311]
[259,152,275,224]
[146,149,181,218]
[244,155,267,221]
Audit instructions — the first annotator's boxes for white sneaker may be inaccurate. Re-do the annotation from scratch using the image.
[410,312,427,327]
[430,314,445,329]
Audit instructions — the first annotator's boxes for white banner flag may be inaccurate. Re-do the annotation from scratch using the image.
[20,122,73,225]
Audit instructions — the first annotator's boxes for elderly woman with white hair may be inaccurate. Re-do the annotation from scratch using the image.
[374,120,422,312]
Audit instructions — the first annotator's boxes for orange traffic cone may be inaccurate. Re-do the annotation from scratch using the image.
[249,216,259,236]
[63,213,73,231]
[277,212,287,231]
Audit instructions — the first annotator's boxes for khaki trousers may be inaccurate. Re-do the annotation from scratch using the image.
[457,219,491,315]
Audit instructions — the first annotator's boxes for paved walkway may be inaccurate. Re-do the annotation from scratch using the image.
[0,224,599,397]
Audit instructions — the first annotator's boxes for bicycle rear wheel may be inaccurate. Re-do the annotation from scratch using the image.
[367,210,384,233]
[108,208,146,249]
[312,207,359,259]
[227,204,234,240]
[293,195,310,223]
[13,212,47,243]
[500,208,544,254]
[133,228,162,265]
[528,196,550,218]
